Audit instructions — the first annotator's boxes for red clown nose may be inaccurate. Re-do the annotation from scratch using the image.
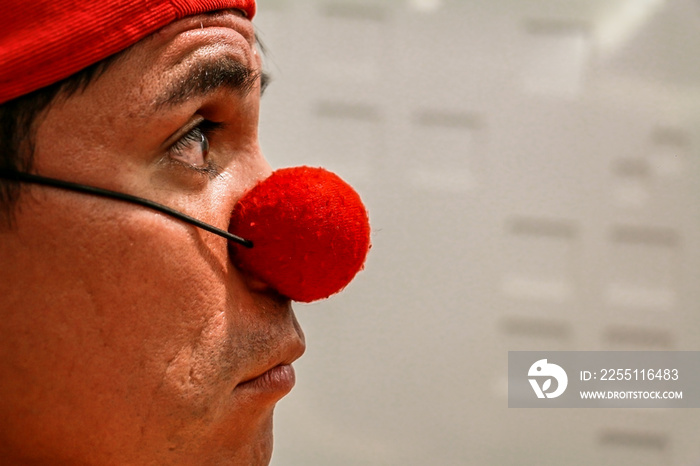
[229,166,371,302]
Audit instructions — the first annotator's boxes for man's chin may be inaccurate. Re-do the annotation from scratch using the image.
[197,405,276,466]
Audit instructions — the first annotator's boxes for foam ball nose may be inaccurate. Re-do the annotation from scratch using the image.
[228,166,371,302]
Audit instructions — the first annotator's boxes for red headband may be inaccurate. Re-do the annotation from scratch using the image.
[0,0,256,104]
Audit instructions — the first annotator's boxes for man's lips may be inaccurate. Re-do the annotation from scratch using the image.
[235,333,306,399]
[236,364,296,395]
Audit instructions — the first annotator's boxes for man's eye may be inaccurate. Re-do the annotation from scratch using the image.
[167,121,219,168]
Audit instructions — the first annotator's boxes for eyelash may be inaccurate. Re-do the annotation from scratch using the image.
[167,120,223,177]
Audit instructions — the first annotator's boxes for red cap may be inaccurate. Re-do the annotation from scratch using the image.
[0,0,257,104]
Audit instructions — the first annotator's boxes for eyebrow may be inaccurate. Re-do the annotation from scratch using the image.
[155,56,263,108]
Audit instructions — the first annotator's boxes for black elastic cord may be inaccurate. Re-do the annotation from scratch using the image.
[0,169,253,248]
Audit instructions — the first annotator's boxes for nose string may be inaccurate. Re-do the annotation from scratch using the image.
[0,169,253,248]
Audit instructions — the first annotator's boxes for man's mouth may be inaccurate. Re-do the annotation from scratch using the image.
[236,364,297,398]
[234,329,306,400]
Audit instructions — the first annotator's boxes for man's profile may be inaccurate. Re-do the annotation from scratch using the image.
[0,1,343,463]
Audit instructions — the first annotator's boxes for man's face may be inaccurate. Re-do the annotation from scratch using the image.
[0,10,305,465]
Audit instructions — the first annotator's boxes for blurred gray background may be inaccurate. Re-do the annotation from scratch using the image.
[254,0,700,464]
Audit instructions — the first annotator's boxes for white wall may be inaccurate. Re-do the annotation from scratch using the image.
[254,1,700,464]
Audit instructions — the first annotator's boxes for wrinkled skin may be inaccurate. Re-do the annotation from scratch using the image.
[0,10,305,465]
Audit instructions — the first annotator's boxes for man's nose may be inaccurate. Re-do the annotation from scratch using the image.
[227,166,371,303]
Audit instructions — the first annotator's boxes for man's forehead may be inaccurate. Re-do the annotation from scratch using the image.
[0,0,257,105]
[145,13,262,113]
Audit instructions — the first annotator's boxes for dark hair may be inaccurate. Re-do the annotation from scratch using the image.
[0,53,125,226]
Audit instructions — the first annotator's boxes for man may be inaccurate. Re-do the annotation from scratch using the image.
[0,0,307,463]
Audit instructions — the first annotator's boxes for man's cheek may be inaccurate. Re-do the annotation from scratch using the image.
[161,311,237,387]
[81,216,236,370]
